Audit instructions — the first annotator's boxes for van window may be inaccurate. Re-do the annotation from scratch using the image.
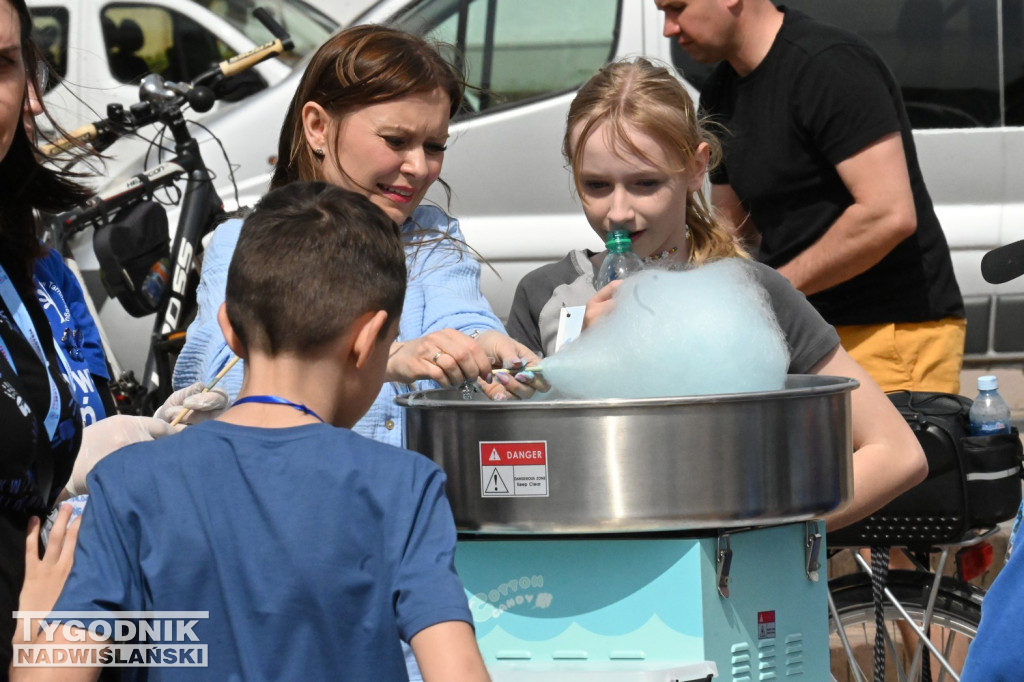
[392,0,620,115]
[672,0,1024,130]
[101,4,238,84]
[29,7,70,90]
[196,0,337,64]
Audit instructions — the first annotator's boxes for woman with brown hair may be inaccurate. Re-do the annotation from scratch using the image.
[177,24,544,445]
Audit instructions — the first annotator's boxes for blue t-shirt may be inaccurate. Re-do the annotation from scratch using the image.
[33,249,109,424]
[51,421,472,681]
[961,522,1024,680]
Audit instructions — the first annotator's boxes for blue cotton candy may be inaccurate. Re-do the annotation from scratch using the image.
[541,260,789,398]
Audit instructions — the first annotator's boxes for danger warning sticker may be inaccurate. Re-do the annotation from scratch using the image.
[757,610,776,639]
[480,441,548,497]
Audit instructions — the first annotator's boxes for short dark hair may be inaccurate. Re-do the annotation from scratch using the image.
[225,182,406,355]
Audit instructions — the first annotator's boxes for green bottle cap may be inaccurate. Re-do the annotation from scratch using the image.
[605,229,633,254]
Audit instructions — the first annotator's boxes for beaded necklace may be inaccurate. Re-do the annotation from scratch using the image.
[644,245,679,264]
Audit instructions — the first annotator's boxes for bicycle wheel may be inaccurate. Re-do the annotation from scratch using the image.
[828,570,983,682]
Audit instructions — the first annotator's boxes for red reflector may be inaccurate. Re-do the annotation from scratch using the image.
[957,542,994,582]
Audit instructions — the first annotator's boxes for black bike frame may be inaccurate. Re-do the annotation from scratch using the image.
[60,112,224,411]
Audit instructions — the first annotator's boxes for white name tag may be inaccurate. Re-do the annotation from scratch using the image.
[555,305,586,352]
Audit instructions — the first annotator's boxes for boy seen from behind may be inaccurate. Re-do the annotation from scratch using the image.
[14,182,490,681]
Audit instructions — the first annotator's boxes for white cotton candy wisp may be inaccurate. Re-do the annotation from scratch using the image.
[540,260,789,399]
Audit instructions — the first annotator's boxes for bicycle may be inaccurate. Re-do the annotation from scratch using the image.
[827,531,993,682]
[41,7,294,416]
[823,388,1024,681]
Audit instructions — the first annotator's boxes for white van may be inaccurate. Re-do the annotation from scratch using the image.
[27,0,336,174]
[83,0,1024,373]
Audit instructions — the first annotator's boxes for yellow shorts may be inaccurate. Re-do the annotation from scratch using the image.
[834,317,966,394]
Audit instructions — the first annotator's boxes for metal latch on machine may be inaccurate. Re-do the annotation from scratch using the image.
[805,521,822,582]
[717,533,732,598]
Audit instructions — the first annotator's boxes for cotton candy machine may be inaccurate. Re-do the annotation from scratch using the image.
[396,375,857,681]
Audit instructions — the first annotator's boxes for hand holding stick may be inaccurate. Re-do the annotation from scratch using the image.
[169,356,241,426]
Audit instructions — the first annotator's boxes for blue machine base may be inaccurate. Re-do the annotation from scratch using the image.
[457,521,828,681]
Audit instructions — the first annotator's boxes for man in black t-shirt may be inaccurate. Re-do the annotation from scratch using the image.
[655,0,965,393]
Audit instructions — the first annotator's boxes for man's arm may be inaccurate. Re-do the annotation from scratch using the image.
[776,132,917,295]
[410,621,490,682]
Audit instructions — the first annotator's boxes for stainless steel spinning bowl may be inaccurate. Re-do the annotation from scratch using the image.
[396,375,856,533]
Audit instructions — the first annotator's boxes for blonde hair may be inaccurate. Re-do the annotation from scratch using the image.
[564,58,747,265]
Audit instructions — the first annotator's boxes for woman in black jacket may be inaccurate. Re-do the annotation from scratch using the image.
[0,0,89,671]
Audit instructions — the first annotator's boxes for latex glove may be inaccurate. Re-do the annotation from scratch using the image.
[67,415,183,496]
[153,381,230,425]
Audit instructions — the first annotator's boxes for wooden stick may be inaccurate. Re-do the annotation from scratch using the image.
[492,365,543,375]
[169,356,241,426]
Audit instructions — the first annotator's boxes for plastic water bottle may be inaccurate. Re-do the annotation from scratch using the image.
[969,375,1012,436]
[141,258,170,309]
[595,229,644,289]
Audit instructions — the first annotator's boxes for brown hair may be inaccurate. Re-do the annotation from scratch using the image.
[564,58,746,266]
[226,182,406,356]
[0,0,90,290]
[271,24,464,191]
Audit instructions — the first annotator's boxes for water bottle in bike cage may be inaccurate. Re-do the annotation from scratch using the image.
[141,258,170,310]
[92,200,171,317]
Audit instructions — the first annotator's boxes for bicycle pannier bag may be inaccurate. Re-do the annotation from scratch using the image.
[93,200,170,318]
[829,391,1023,548]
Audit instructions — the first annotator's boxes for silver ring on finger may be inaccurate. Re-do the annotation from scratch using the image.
[431,350,445,364]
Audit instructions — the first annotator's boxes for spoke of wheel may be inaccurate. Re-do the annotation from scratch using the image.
[880,621,908,682]
[828,589,869,682]
[908,548,950,682]
[852,552,962,681]
[936,630,958,682]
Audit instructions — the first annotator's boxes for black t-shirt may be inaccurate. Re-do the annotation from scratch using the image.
[0,266,81,674]
[700,7,963,326]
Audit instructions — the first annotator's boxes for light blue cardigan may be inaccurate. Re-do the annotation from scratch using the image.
[173,203,505,448]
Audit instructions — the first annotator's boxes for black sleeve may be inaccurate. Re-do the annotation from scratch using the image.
[793,43,902,166]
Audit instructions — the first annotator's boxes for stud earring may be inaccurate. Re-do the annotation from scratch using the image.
[313,148,325,159]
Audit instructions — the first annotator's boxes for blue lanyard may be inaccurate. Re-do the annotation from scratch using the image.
[233,395,325,423]
[0,263,62,441]
[34,279,78,379]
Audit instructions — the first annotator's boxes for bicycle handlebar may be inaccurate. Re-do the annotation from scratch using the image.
[39,6,294,157]
[40,121,115,157]
[58,160,189,230]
